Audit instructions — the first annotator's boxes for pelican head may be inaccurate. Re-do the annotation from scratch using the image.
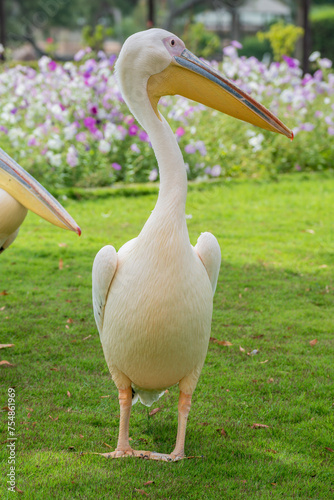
[116,28,293,139]
[0,148,80,252]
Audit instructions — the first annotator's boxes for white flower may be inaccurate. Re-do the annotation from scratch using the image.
[319,58,332,69]
[98,139,111,154]
[309,51,321,62]
[245,129,256,137]
[46,151,62,167]
[47,134,63,151]
[149,168,158,181]
[64,123,77,141]
[8,127,25,147]
[248,133,264,152]
[104,122,122,140]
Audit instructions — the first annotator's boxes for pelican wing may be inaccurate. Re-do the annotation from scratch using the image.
[92,245,118,335]
[194,232,221,294]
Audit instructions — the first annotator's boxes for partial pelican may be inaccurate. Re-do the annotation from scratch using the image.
[0,148,80,253]
[93,29,292,461]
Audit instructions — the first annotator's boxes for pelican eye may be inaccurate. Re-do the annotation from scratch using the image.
[170,39,175,46]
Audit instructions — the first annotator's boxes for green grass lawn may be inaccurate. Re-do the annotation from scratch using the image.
[1,174,333,499]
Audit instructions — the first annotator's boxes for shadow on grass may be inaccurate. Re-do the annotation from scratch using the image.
[1,256,333,499]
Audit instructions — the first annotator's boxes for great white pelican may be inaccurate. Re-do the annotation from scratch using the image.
[0,148,80,253]
[93,29,292,461]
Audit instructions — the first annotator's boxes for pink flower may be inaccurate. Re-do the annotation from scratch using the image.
[131,143,140,153]
[75,132,87,143]
[211,165,221,177]
[83,117,96,130]
[66,146,79,167]
[328,127,334,136]
[176,127,185,137]
[300,122,314,132]
[128,124,138,136]
[125,116,135,125]
[139,130,149,142]
[185,144,196,154]
[74,49,85,62]
[231,40,242,49]
[149,168,158,181]
[27,137,37,146]
[48,61,57,71]
[112,162,122,171]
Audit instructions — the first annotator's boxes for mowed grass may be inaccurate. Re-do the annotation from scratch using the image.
[0,174,333,499]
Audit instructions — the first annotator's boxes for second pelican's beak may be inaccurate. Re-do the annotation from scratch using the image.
[147,48,293,139]
[0,148,81,235]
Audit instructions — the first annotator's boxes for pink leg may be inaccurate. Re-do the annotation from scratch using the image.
[98,389,193,461]
[170,391,192,459]
[115,387,133,453]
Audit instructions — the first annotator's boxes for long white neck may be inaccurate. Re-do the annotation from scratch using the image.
[131,98,188,223]
[148,115,187,216]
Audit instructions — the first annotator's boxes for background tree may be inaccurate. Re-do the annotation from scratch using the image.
[3,0,139,56]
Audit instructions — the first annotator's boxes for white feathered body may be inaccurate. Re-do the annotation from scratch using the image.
[98,208,215,404]
[0,188,27,250]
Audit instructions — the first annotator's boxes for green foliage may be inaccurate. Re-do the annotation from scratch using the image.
[183,22,221,58]
[0,176,334,498]
[81,25,113,52]
[239,35,273,60]
[5,0,139,48]
[257,21,304,61]
[311,6,334,61]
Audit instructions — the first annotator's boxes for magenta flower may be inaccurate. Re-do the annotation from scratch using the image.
[128,124,139,136]
[295,164,302,171]
[139,130,149,142]
[176,127,185,137]
[125,116,135,125]
[282,55,299,69]
[27,137,37,146]
[48,61,57,71]
[83,117,96,130]
[109,55,117,66]
[112,162,122,171]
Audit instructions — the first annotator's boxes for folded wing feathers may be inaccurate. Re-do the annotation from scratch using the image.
[92,245,117,335]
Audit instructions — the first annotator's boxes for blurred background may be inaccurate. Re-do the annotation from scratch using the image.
[0,1,333,188]
[0,1,332,71]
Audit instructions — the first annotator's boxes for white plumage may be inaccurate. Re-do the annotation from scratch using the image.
[92,28,292,461]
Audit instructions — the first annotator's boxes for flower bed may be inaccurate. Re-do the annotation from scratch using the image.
[0,45,333,188]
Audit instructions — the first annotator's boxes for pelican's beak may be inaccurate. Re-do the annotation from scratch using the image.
[0,148,81,235]
[147,48,293,139]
